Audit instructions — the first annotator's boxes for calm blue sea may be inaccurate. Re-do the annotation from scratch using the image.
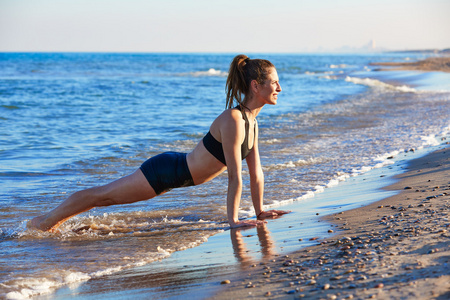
[1,52,449,299]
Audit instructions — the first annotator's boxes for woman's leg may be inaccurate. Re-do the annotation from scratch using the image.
[31,169,157,232]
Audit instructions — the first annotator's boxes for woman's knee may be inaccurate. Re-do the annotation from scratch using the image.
[83,185,117,207]
[82,171,157,207]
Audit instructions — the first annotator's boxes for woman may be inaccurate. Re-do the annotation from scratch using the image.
[31,54,288,232]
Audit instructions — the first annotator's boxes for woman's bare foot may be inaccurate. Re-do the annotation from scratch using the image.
[28,215,55,232]
[28,216,43,230]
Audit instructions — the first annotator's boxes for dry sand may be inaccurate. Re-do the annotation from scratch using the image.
[371,56,450,73]
[211,146,450,299]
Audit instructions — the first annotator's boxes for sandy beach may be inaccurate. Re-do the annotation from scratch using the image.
[370,56,450,73]
[211,145,450,299]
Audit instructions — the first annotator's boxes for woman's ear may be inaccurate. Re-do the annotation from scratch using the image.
[250,79,258,94]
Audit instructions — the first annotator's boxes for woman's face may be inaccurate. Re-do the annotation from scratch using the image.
[256,68,282,105]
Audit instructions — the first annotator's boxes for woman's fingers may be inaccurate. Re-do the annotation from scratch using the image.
[257,210,291,219]
[230,210,291,228]
[271,209,291,215]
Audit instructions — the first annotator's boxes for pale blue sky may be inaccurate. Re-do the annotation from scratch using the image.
[1,0,449,52]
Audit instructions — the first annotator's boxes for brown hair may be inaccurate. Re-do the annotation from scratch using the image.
[225,54,275,109]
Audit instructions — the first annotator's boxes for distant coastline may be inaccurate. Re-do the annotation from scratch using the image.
[371,55,450,73]
[387,48,450,55]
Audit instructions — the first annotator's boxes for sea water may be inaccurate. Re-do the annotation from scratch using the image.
[1,52,449,299]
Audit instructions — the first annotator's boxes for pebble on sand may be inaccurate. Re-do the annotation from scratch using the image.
[306,279,317,285]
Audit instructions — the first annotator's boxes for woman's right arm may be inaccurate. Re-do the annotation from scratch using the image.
[221,111,244,227]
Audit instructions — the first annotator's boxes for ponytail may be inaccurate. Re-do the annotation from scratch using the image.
[225,54,275,109]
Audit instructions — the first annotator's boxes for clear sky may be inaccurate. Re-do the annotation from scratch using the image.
[1,0,449,53]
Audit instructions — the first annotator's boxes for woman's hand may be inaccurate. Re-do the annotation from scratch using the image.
[257,210,291,220]
[229,219,267,229]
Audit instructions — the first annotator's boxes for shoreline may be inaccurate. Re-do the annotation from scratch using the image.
[370,56,450,73]
[211,145,450,299]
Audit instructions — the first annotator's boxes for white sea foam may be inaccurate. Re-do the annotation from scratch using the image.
[259,149,402,210]
[189,68,228,77]
[2,212,228,299]
[259,145,429,212]
[262,138,281,144]
[5,272,90,300]
[321,75,338,80]
[421,134,442,146]
[329,64,351,69]
[345,76,418,93]
[264,157,323,171]
[263,189,316,211]
[3,233,210,299]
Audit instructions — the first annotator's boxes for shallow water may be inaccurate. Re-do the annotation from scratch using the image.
[1,52,449,298]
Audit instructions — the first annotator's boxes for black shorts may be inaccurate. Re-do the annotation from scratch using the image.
[140,152,194,195]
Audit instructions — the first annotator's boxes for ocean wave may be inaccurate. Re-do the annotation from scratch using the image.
[320,75,338,80]
[5,271,91,300]
[263,157,324,171]
[329,64,353,69]
[36,211,226,238]
[260,138,281,145]
[177,68,228,77]
[308,71,336,76]
[345,76,418,93]
[260,139,448,212]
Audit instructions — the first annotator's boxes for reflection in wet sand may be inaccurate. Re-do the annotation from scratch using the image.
[230,224,277,268]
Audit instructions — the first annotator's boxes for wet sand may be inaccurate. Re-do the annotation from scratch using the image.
[371,56,450,73]
[211,145,450,299]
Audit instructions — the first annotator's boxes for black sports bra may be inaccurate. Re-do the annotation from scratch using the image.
[203,106,255,165]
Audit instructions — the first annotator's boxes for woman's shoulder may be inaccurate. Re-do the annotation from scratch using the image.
[217,107,243,122]
[211,108,245,135]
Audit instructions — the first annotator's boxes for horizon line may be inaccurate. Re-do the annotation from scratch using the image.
[1,48,449,55]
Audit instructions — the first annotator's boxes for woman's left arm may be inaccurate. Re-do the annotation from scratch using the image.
[245,120,264,216]
[246,121,291,220]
